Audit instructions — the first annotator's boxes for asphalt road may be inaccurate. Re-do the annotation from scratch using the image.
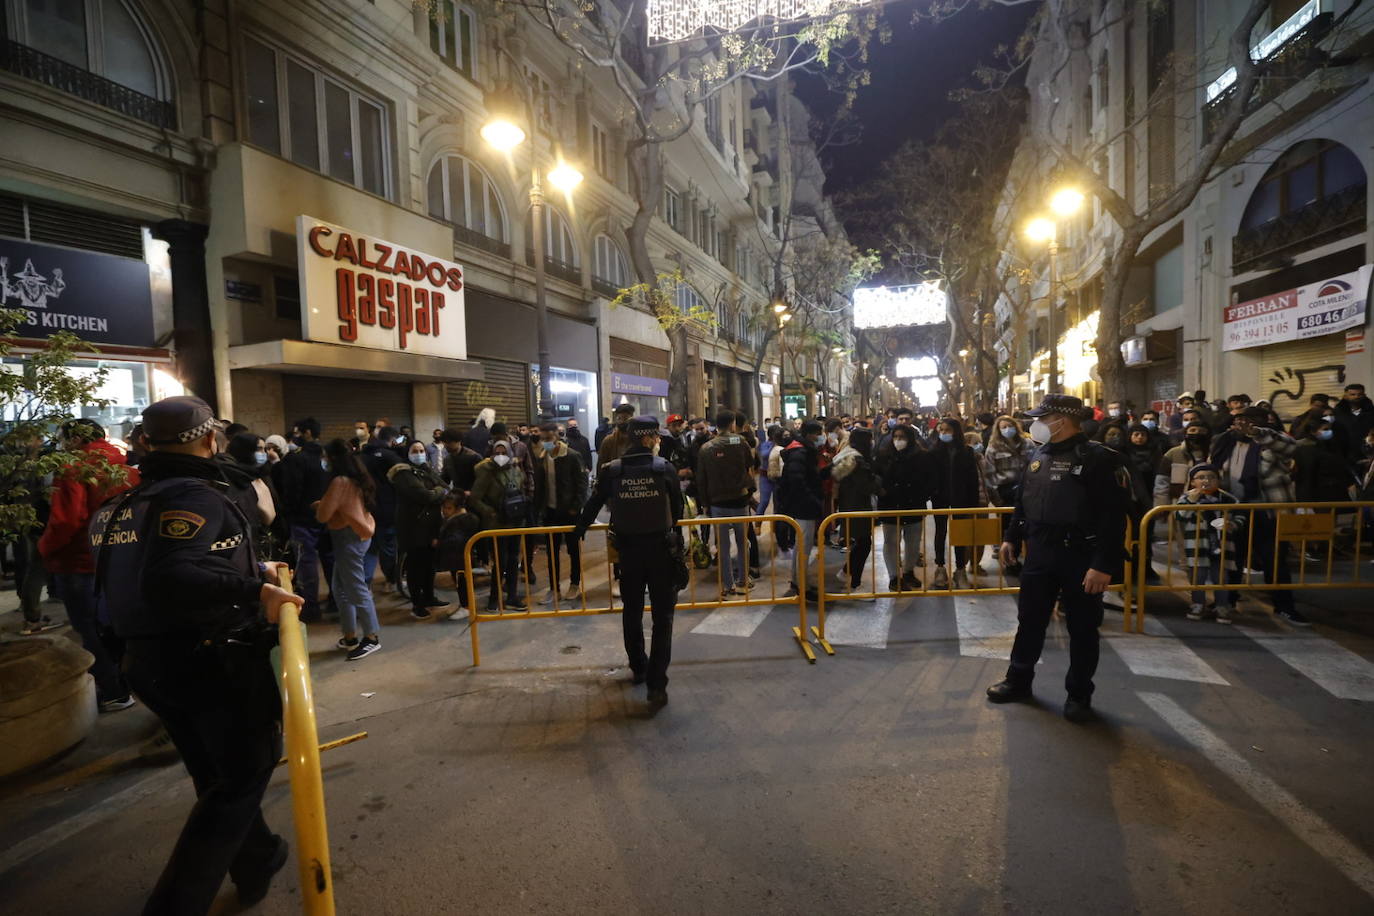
[2,532,1372,915]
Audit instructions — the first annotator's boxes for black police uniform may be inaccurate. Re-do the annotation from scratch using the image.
[577,432,684,695]
[1001,429,1128,704]
[91,448,282,915]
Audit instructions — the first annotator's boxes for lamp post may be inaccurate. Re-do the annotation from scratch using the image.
[773,299,791,420]
[482,82,583,421]
[1024,187,1084,398]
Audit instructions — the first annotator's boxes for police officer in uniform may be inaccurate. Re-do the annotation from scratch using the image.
[986,394,1129,723]
[89,396,304,915]
[575,416,683,707]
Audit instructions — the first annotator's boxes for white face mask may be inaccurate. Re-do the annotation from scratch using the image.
[893,438,909,451]
[493,453,511,467]
[1029,417,1061,445]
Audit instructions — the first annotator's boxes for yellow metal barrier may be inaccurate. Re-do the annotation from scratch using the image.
[461,514,812,665]
[815,507,1134,651]
[277,569,336,916]
[1133,500,1374,632]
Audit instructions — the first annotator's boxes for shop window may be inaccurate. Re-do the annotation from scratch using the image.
[545,367,595,423]
[242,35,391,198]
[429,1,476,79]
[426,153,508,242]
[3,355,153,444]
[1240,140,1367,231]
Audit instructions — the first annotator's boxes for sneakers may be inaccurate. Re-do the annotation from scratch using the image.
[900,571,922,591]
[337,636,359,650]
[1186,603,1209,621]
[1277,608,1312,627]
[932,566,950,589]
[99,695,136,713]
[346,636,380,660]
[952,570,970,589]
[506,598,529,612]
[19,617,66,636]
[887,577,900,593]
[985,680,1032,703]
[540,587,560,605]
[1215,605,1234,625]
[411,607,432,620]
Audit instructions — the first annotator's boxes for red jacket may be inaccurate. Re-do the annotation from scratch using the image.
[37,438,139,575]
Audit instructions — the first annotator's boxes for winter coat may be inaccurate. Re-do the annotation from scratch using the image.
[1175,488,1244,570]
[597,427,631,471]
[775,440,823,519]
[359,443,402,528]
[38,438,139,574]
[441,444,482,491]
[830,446,879,513]
[873,441,929,524]
[1123,443,1160,513]
[927,422,986,509]
[1334,397,1374,461]
[530,441,589,516]
[1154,442,1212,505]
[463,408,495,456]
[1294,439,1355,503]
[436,502,483,573]
[280,441,330,525]
[1210,427,1297,503]
[565,428,593,469]
[982,434,1030,498]
[695,433,755,507]
[388,462,448,550]
[469,457,528,528]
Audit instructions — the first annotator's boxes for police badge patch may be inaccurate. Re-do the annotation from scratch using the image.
[159,510,206,539]
[1030,459,1042,472]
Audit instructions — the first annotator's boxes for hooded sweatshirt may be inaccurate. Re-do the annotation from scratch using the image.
[39,438,139,574]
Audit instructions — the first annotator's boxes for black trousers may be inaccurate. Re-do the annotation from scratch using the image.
[123,638,282,916]
[406,543,438,609]
[844,518,874,587]
[1006,538,1105,700]
[618,535,677,691]
[542,508,583,586]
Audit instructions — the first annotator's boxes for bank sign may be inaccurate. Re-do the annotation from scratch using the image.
[0,237,155,347]
[296,215,467,360]
[1222,264,1372,352]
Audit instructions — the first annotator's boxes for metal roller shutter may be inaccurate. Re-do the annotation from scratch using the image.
[1257,335,1348,420]
[445,357,531,427]
[281,375,413,443]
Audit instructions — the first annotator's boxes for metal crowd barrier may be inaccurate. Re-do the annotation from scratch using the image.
[814,507,1135,652]
[277,569,336,916]
[1134,500,1374,631]
[461,514,812,665]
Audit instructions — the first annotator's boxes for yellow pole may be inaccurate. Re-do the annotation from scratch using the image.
[277,569,336,916]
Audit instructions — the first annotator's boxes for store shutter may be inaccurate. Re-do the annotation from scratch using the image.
[445,357,531,427]
[281,375,412,443]
[1257,335,1348,420]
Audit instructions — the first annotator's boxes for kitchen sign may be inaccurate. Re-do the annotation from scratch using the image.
[0,237,155,347]
[296,215,467,359]
[1222,264,1371,351]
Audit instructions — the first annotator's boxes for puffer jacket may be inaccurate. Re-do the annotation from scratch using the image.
[775,440,823,519]
[830,445,879,512]
[38,438,139,574]
[1293,438,1355,502]
[469,457,527,528]
[388,461,448,550]
[1154,442,1212,505]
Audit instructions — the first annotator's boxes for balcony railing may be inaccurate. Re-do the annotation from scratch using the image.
[1202,13,1332,141]
[591,276,622,299]
[526,249,583,286]
[1232,183,1366,271]
[453,222,511,260]
[1,39,176,129]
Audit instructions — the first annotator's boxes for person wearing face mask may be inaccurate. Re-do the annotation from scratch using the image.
[597,402,638,472]
[565,418,593,471]
[278,417,333,622]
[983,416,1030,572]
[316,439,381,658]
[221,432,280,559]
[1288,393,1331,442]
[1209,406,1305,624]
[830,426,880,594]
[776,419,827,598]
[1293,419,1355,558]
[532,421,589,603]
[358,427,403,594]
[353,421,371,448]
[928,418,988,589]
[1136,411,1170,450]
[1123,424,1164,581]
[820,419,847,547]
[470,440,529,611]
[574,416,683,708]
[696,411,757,597]
[387,441,452,619]
[1155,422,1213,505]
[1176,463,1244,624]
[874,423,930,591]
[1333,383,1374,462]
[986,395,1129,723]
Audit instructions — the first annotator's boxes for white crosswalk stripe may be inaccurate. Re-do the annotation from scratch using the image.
[818,596,895,649]
[953,592,1022,661]
[691,603,776,638]
[1104,615,1230,685]
[1235,625,1374,701]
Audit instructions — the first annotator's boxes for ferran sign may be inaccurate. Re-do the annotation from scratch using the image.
[296,215,467,360]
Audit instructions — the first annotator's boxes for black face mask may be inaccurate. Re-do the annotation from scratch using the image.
[1185,434,1210,448]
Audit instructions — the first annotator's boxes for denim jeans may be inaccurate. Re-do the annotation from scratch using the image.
[364,524,397,586]
[881,521,920,578]
[289,522,334,613]
[329,527,379,638]
[52,572,126,702]
[708,505,749,589]
[1188,563,1232,608]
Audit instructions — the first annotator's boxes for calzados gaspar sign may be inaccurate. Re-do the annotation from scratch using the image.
[296,215,467,359]
[1222,264,1372,351]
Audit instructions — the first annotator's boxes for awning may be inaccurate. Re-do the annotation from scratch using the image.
[228,338,483,383]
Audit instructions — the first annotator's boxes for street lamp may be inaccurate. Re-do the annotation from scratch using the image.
[482,79,583,421]
[774,303,793,420]
[1023,186,1083,396]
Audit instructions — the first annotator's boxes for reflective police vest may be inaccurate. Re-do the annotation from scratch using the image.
[603,456,674,535]
[1020,440,1099,530]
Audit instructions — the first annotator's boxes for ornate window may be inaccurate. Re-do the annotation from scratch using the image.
[592,234,630,290]
[429,1,476,79]
[427,154,508,242]
[1240,139,1365,230]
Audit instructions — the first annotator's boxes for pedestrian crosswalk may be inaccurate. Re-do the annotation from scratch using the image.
[1234,624,1374,701]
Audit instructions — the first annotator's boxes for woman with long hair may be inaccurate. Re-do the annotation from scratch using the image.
[831,426,880,593]
[873,423,929,591]
[317,438,380,659]
[983,415,1030,573]
[928,418,988,588]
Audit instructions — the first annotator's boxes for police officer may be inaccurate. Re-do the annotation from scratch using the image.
[986,394,1129,723]
[90,396,303,915]
[575,416,683,707]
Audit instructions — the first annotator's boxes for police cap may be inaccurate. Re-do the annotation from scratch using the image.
[142,395,222,446]
[1024,393,1093,420]
[628,415,660,437]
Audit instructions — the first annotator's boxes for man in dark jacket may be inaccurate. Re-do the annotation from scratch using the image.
[278,417,332,620]
[696,411,756,595]
[596,403,637,471]
[1334,383,1374,462]
[565,419,593,470]
[533,422,589,601]
[776,419,825,596]
[439,427,482,490]
[359,427,403,590]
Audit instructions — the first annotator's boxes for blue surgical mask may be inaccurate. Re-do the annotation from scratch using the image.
[320,459,329,472]
[1142,419,1158,429]
[1000,426,1018,439]
[938,432,954,443]
[887,419,897,429]
[1316,428,1334,441]
[541,440,556,451]
[254,451,267,466]
[409,452,426,465]
[814,435,826,447]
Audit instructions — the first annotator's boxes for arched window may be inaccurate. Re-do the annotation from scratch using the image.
[528,204,578,266]
[1240,139,1366,230]
[592,234,630,290]
[429,1,477,79]
[7,0,173,122]
[674,281,705,315]
[427,154,508,242]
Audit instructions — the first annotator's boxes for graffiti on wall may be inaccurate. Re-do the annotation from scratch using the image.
[1266,363,1347,417]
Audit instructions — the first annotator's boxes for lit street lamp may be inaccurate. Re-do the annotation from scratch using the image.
[1024,187,1083,395]
[483,81,583,420]
[774,299,793,419]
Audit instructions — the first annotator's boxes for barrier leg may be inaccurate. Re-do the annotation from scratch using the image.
[792,521,815,663]
[811,518,834,656]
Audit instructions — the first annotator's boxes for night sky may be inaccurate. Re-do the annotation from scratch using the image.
[797,0,1037,194]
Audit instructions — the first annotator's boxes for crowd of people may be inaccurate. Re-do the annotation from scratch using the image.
[11,382,1374,709]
